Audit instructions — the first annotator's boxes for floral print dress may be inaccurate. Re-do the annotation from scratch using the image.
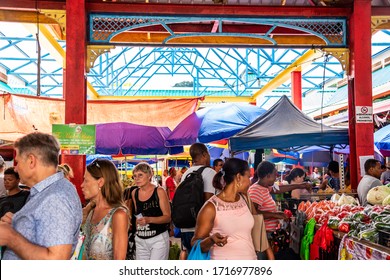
[83,207,125,260]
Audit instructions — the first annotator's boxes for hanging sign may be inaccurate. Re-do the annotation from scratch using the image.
[355,106,373,123]
[52,124,96,155]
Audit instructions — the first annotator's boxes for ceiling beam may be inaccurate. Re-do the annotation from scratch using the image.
[1,1,352,17]
[372,7,390,16]
[0,0,65,11]
[0,10,57,24]
[23,23,99,99]
[94,95,252,103]
[251,49,324,101]
[110,32,326,47]
[87,3,351,17]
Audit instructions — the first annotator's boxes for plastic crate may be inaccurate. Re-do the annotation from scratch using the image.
[378,230,390,248]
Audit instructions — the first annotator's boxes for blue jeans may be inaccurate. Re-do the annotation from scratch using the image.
[180,231,194,252]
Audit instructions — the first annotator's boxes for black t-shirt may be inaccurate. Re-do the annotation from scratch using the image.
[134,187,168,239]
[0,190,30,218]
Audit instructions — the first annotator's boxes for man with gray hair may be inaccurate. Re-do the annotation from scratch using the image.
[0,155,6,197]
[0,132,82,259]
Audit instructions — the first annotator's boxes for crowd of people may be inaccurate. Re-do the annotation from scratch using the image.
[0,132,389,260]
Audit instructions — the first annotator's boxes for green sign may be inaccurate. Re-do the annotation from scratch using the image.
[52,124,96,155]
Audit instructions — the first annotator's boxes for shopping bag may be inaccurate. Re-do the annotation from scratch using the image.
[252,214,269,252]
[187,240,210,260]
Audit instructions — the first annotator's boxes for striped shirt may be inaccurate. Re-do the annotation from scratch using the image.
[248,183,279,232]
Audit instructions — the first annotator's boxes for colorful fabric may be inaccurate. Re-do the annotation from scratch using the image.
[338,235,390,260]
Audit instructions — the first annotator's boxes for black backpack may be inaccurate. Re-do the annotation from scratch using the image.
[171,166,208,229]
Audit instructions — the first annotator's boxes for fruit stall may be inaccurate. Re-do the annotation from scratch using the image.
[291,185,390,260]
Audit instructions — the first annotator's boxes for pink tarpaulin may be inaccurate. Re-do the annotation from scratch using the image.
[0,93,200,142]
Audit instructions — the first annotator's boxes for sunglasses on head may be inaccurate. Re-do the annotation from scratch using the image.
[91,159,101,169]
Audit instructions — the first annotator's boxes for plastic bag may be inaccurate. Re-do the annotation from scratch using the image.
[187,240,210,260]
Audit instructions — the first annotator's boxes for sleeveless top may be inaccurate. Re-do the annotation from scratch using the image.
[134,187,167,239]
[83,207,126,260]
[209,195,257,260]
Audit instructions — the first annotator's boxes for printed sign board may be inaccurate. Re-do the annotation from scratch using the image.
[355,106,373,123]
[52,124,96,155]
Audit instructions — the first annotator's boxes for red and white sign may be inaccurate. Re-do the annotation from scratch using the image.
[355,106,373,123]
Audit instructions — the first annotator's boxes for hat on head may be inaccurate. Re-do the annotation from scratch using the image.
[0,155,4,166]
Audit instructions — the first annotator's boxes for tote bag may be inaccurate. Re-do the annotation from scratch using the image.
[187,240,210,260]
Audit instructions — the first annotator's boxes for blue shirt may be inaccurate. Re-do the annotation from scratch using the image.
[3,172,82,260]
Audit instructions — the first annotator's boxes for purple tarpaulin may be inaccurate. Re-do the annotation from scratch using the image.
[96,122,183,155]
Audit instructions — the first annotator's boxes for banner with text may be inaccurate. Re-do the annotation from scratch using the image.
[52,124,96,155]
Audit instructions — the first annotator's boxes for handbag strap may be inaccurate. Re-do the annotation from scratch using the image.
[240,193,252,213]
[241,193,267,253]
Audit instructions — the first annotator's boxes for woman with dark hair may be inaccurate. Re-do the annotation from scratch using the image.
[191,158,274,260]
[248,161,311,236]
[285,168,310,199]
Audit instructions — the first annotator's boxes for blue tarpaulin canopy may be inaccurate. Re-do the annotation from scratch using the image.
[230,96,349,151]
[374,124,390,157]
[165,103,266,146]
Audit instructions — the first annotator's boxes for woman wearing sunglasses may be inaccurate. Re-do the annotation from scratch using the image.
[131,162,171,260]
[81,159,129,260]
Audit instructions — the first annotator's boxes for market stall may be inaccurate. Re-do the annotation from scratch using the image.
[292,190,390,260]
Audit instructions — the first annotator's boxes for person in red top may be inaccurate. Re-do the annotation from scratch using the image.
[166,167,177,202]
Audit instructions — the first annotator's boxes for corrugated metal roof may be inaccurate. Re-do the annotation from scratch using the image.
[323,65,390,108]
[0,81,13,93]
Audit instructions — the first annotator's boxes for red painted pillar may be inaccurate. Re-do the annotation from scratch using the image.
[348,0,374,188]
[63,0,87,204]
[291,70,302,110]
